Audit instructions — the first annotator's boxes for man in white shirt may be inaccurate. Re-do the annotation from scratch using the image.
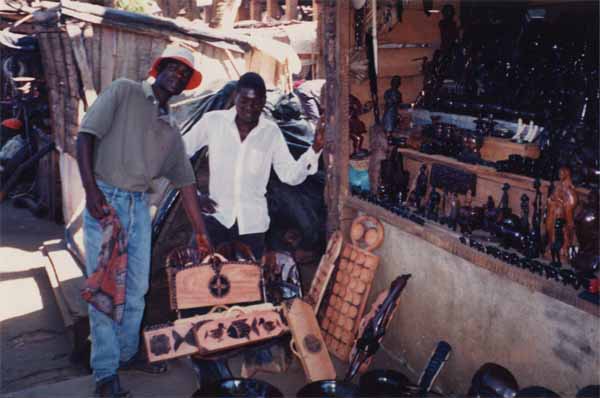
[184,72,324,260]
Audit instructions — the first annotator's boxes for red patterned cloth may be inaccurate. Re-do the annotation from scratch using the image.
[81,205,128,323]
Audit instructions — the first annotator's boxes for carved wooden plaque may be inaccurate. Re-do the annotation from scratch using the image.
[169,262,262,310]
[194,307,288,355]
[284,298,336,382]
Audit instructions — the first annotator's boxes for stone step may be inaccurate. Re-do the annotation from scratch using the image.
[41,239,88,328]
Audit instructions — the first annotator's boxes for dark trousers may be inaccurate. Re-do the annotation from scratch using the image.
[203,215,265,260]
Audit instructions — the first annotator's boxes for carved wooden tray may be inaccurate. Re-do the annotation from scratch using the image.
[305,231,343,313]
[318,216,384,362]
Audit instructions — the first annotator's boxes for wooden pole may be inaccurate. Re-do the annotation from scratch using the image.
[249,0,261,20]
[204,6,213,23]
[266,0,280,19]
[285,0,298,20]
[237,0,250,21]
[323,0,350,236]
[312,0,320,22]
[314,0,324,78]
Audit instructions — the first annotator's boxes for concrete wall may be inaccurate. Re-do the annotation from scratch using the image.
[369,220,600,395]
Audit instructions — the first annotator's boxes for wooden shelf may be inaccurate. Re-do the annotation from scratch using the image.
[480,136,541,162]
[401,148,539,190]
[345,195,599,318]
[398,148,589,215]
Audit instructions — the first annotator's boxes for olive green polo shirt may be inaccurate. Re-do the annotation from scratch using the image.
[79,79,196,192]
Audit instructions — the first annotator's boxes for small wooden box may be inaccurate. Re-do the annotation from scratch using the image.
[480,137,540,162]
[284,298,336,382]
[168,262,263,310]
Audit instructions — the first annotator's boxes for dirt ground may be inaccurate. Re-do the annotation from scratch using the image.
[0,201,411,397]
[0,201,88,393]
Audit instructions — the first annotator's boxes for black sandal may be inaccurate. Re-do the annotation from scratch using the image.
[119,354,168,374]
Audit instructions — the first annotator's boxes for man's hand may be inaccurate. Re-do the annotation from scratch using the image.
[312,115,325,152]
[195,233,212,257]
[86,185,108,219]
[198,195,218,214]
[180,184,214,257]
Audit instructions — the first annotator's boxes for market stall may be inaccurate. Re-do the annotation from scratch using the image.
[320,0,599,395]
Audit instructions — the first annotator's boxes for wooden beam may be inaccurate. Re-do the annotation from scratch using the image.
[266,0,280,19]
[65,23,97,108]
[48,32,68,153]
[249,0,261,20]
[285,0,298,20]
[100,27,116,91]
[312,0,320,22]
[36,32,63,152]
[204,5,213,22]
[237,0,250,21]
[323,0,337,234]
[323,0,350,236]
[337,1,351,232]
[314,0,324,78]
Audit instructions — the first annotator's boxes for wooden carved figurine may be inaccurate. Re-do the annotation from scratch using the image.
[526,179,543,259]
[380,145,410,204]
[349,95,367,157]
[438,4,459,52]
[458,190,483,235]
[410,164,429,211]
[545,166,578,260]
[572,190,600,273]
[426,187,441,221]
[520,194,530,233]
[382,75,403,134]
[575,191,599,255]
[483,196,497,233]
[368,124,388,195]
[499,183,511,219]
[550,219,566,267]
[448,192,460,231]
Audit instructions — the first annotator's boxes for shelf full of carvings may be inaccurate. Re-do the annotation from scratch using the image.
[343,195,599,318]
[398,148,589,214]
[342,143,595,317]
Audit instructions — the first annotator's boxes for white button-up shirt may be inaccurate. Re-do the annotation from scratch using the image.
[184,108,321,235]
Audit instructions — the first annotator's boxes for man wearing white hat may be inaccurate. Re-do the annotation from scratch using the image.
[77,45,212,397]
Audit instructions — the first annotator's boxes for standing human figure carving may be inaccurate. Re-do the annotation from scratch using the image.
[545,166,578,260]
[382,75,403,134]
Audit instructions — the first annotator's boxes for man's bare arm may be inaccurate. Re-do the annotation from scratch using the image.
[180,184,213,254]
[76,133,107,219]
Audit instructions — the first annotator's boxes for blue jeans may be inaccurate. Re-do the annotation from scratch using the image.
[83,180,151,382]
